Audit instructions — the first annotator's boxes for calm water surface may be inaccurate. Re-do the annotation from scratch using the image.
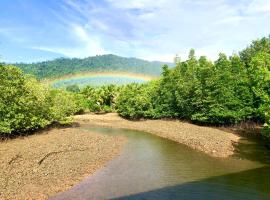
[50,127,270,200]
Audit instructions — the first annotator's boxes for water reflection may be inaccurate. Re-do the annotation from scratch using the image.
[232,137,270,164]
[50,127,270,200]
[114,166,270,200]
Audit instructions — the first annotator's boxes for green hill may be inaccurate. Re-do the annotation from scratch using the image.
[13,54,172,79]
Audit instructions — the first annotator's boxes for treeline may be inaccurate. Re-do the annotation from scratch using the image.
[78,84,121,113]
[115,37,270,136]
[0,64,121,136]
[0,65,84,136]
[14,54,172,79]
[1,36,269,137]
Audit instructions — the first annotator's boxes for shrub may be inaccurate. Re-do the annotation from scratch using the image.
[0,65,51,134]
[0,65,82,135]
[116,83,154,119]
[80,84,120,113]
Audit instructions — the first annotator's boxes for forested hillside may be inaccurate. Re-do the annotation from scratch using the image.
[14,54,172,79]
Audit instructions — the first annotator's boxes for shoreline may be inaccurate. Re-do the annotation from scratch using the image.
[0,126,126,200]
[75,113,240,158]
[1,113,243,199]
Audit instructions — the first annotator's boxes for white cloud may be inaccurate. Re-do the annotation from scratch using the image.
[247,0,270,14]
[139,53,175,62]
[214,16,249,26]
[17,0,270,62]
[106,0,167,9]
[71,24,108,56]
[32,24,108,58]
[89,20,109,31]
[73,25,90,42]
[48,0,270,62]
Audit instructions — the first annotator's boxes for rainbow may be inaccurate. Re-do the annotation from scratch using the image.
[43,72,157,88]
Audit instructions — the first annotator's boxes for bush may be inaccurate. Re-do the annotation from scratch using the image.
[47,89,84,124]
[0,65,51,134]
[66,84,80,93]
[0,65,82,135]
[80,84,121,113]
[114,40,270,128]
[116,83,154,119]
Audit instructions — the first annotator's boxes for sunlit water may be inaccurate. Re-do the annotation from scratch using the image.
[52,76,147,88]
[50,127,270,200]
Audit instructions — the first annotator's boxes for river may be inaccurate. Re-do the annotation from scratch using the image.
[50,127,270,200]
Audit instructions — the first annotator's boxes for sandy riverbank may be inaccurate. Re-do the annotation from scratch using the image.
[0,127,126,200]
[1,113,241,199]
[76,113,240,158]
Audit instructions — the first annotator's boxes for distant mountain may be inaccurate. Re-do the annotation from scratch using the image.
[13,54,173,79]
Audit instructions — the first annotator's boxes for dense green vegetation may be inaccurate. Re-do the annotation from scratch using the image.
[116,37,270,136]
[0,64,84,135]
[14,54,172,79]
[80,84,121,113]
[1,36,269,137]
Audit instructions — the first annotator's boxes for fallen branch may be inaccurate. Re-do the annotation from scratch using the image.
[8,154,22,165]
[38,148,88,165]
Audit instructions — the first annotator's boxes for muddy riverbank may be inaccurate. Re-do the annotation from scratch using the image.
[0,127,126,200]
[76,113,240,158]
[0,113,247,199]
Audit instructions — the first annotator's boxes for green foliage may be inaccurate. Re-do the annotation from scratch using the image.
[1,36,270,137]
[116,83,155,118]
[248,52,270,119]
[66,84,80,93]
[248,53,270,136]
[240,37,270,135]
[0,65,82,135]
[0,65,50,134]
[80,84,121,113]
[47,89,84,123]
[188,53,254,124]
[14,54,172,79]
[240,36,270,65]
[116,37,270,129]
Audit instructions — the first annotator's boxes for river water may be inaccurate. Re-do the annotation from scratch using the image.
[50,127,270,200]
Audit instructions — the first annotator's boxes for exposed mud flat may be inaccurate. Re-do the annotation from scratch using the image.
[0,127,126,200]
[76,113,240,158]
[0,113,241,199]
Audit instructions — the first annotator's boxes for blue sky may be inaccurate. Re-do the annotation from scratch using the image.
[0,0,269,63]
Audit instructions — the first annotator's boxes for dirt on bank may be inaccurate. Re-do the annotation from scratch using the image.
[1,113,241,199]
[76,113,240,158]
[0,127,126,200]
